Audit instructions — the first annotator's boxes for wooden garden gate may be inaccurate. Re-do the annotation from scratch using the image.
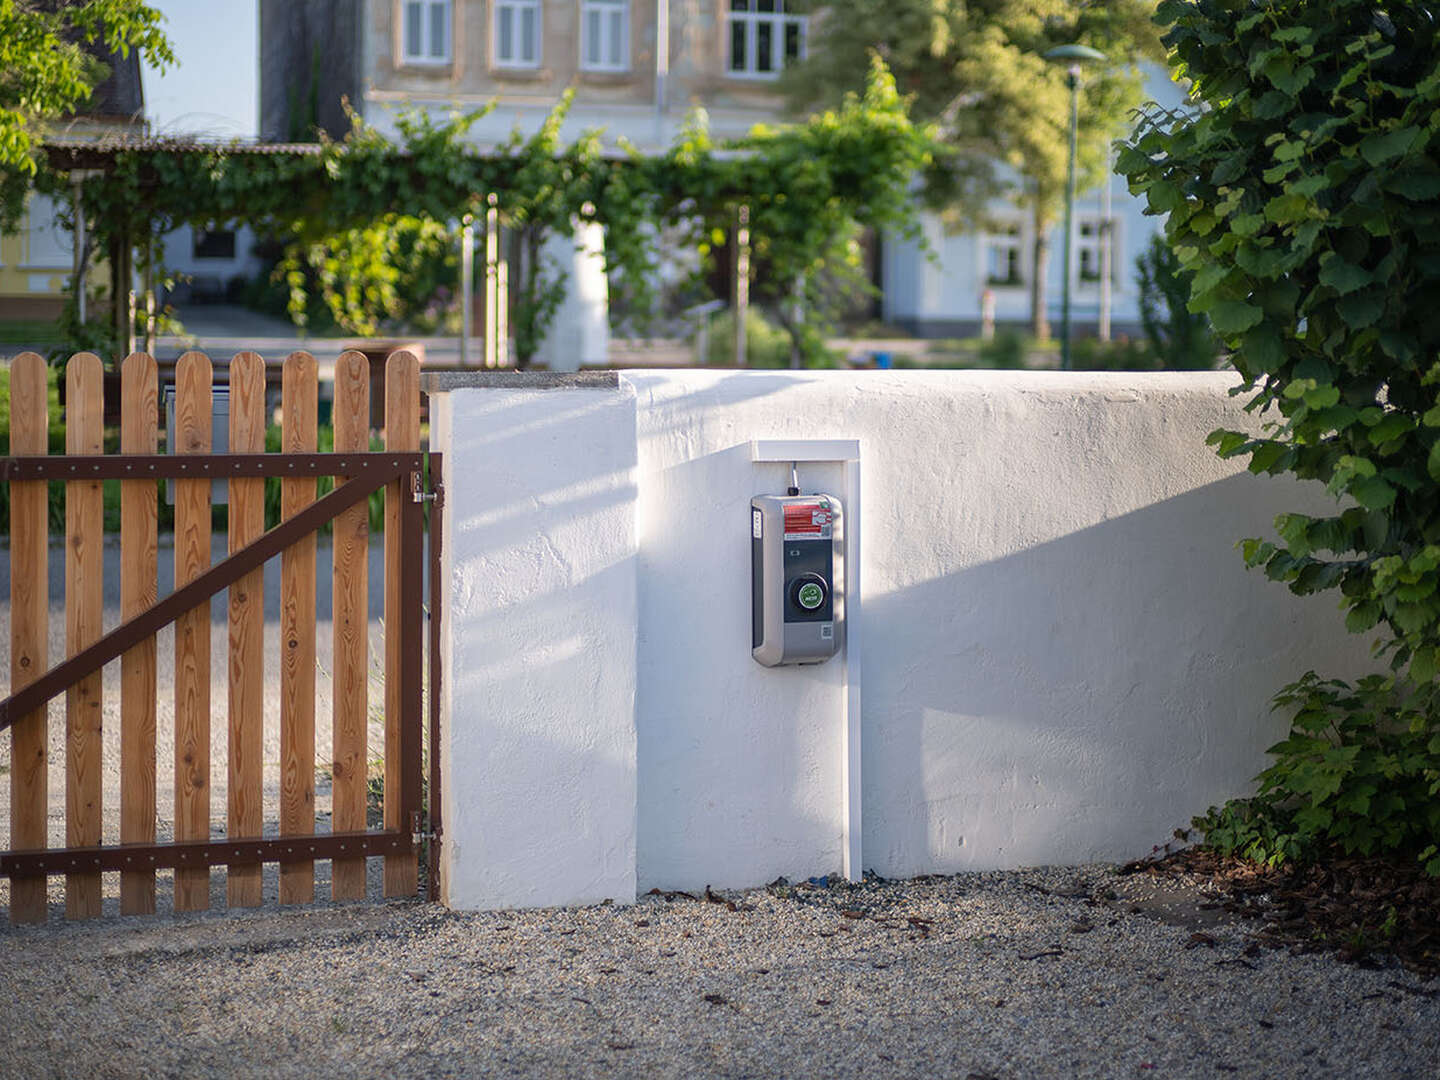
[1,348,442,923]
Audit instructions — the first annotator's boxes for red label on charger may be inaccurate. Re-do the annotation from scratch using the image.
[784,501,832,539]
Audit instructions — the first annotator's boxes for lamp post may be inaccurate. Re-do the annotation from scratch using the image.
[1043,43,1106,371]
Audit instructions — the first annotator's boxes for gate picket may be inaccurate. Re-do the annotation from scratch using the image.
[331,351,370,901]
[65,354,104,919]
[279,352,318,904]
[120,352,159,915]
[173,351,213,912]
[4,348,430,921]
[227,353,266,907]
[8,353,49,924]
[384,351,420,897]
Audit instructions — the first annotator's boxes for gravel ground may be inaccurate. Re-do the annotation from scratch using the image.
[2,866,1436,1079]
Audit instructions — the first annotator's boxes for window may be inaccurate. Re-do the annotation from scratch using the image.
[402,0,451,64]
[1077,218,1118,284]
[25,194,72,269]
[582,0,628,72]
[495,0,541,68]
[193,229,237,260]
[728,0,806,79]
[984,223,1023,286]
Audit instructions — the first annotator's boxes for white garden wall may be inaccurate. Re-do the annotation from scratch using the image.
[426,370,1373,910]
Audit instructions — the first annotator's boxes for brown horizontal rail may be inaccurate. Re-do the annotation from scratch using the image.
[1,830,413,877]
[1,451,425,482]
[0,465,410,733]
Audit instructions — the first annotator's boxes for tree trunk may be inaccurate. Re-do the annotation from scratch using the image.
[1030,206,1051,342]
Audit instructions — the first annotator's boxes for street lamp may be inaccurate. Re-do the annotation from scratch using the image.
[1043,43,1107,371]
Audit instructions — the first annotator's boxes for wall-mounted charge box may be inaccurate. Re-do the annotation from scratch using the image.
[752,494,844,666]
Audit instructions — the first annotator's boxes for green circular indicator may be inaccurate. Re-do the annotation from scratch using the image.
[797,582,825,610]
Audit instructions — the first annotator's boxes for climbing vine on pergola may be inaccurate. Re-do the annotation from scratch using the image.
[42,57,932,366]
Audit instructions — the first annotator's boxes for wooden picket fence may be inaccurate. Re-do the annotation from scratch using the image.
[1,349,441,923]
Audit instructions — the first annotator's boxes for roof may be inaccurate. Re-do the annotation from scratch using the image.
[44,135,327,171]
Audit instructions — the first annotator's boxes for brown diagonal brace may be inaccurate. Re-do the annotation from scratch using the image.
[0,466,403,733]
[1,830,413,877]
[1,451,425,482]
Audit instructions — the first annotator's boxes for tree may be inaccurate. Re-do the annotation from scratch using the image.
[785,0,1162,338]
[0,0,173,227]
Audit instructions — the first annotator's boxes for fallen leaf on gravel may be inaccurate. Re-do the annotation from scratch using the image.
[634,920,650,927]
[841,909,866,920]
[703,993,729,1006]
[815,999,831,1006]
[647,888,698,903]
[607,1042,635,1051]
[1070,920,1094,934]
[1258,1020,1274,1029]
[1019,947,1064,961]
[1185,932,1217,949]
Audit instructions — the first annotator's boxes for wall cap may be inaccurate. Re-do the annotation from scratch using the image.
[422,370,622,392]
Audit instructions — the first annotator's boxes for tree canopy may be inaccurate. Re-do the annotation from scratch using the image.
[0,0,173,227]
[785,0,1163,336]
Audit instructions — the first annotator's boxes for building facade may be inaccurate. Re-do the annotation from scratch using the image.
[260,1,1183,346]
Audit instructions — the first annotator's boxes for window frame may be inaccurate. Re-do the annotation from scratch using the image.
[983,221,1026,288]
[494,0,543,69]
[726,0,807,81]
[1075,216,1121,288]
[580,0,629,73]
[399,0,453,66]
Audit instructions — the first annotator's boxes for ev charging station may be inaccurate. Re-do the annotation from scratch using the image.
[751,439,862,882]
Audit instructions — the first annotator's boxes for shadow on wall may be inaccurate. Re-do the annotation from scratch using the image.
[860,472,1375,880]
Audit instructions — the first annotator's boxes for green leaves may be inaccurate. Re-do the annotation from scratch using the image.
[1125,0,1440,875]
[1360,126,1420,167]
[1208,300,1264,335]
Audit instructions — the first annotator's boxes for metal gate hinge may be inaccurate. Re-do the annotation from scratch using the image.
[412,471,440,504]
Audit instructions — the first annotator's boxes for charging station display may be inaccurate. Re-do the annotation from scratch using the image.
[751,494,843,666]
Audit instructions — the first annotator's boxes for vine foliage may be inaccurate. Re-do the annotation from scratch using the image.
[58,57,930,365]
[1118,0,1440,873]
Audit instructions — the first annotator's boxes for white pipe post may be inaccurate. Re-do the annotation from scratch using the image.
[654,0,669,145]
[460,214,474,366]
[484,195,500,369]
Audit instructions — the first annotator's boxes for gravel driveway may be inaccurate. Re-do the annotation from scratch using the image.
[1,866,1436,1079]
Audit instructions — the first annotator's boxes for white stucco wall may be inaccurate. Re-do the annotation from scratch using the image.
[430,370,1373,909]
[432,378,639,909]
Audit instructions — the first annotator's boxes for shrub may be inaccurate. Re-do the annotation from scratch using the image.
[1118,0,1440,871]
[1195,674,1440,874]
[978,330,1026,369]
[704,308,797,368]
